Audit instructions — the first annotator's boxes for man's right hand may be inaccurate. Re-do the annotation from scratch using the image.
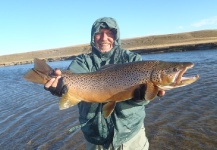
[44,69,68,97]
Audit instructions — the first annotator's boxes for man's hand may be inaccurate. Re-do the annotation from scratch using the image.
[133,84,166,101]
[157,90,165,97]
[44,69,68,97]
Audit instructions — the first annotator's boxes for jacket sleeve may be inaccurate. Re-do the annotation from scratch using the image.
[124,50,143,62]
[67,54,90,73]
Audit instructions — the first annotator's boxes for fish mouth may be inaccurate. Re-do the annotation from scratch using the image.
[158,63,199,90]
[174,63,199,87]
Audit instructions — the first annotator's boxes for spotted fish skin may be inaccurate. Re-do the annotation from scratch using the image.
[62,61,157,102]
[24,58,199,117]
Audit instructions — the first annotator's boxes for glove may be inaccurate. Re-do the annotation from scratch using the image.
[44,77,68,97]
[132,84,165,101]
[132,84,146,101]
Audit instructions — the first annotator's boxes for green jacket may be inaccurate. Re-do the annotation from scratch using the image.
[67,17,149,148]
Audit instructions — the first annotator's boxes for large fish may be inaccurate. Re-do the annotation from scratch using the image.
[24,58,199,117]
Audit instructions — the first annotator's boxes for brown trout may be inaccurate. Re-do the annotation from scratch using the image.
[24,58,199,117]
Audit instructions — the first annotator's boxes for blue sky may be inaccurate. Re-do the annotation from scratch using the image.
[1,0,217,55]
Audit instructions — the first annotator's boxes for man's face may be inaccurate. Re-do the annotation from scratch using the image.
[94,28,115,53]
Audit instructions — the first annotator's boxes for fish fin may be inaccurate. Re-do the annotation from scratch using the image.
[105,85,142,102]
[59,91,81,110]
[33,58,53,75]
[23,58,53,84]
[145,82,159,100]
[23,69,49,84]
[103,101,116,118]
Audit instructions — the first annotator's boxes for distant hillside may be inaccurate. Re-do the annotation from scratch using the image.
[1,29,217,66]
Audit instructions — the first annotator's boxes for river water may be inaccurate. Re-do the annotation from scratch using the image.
[0,49,216,150]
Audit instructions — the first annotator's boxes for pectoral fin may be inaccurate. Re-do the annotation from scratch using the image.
[103,101,116,118]
[59,92,81,110]
[145,82,159,100]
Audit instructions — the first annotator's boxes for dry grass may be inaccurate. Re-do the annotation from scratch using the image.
[1,29,217,66]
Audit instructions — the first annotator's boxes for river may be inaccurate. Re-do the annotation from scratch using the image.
[0,49,216,150]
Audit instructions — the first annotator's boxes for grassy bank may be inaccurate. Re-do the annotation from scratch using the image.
[1,29,217,66]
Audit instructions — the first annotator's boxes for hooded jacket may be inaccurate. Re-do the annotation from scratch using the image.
[67,17,149,149]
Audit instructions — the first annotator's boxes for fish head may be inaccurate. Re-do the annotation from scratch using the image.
[151,61,199,90]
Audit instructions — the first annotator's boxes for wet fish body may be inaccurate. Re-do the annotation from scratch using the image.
[24,58,199,117]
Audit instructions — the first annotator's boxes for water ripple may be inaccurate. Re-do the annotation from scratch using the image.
[1,50,217,149]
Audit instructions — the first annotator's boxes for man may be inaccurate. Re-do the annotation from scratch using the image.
[45,17,165,150]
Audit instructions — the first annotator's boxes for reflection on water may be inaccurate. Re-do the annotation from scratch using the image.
[0,49,217,150]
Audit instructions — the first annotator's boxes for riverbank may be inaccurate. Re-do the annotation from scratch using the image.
[1,29,217,66]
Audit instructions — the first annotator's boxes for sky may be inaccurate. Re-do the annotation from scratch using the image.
[0,0,217,56]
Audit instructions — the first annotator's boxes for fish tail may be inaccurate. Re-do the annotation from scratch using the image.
[23,58,53,84]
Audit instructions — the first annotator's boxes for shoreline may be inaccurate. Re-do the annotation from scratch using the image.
[1,29,217,66]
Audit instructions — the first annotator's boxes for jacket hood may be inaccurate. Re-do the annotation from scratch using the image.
[90,17,121,55]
